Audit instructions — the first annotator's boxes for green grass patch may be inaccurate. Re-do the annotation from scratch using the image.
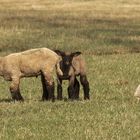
[0,54,140,140]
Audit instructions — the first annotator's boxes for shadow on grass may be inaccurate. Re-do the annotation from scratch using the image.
[0,98,13,103]
[63,97,82,102]
[38,97,83,102]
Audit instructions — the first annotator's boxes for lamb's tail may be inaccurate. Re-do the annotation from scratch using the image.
[55,58,63,76]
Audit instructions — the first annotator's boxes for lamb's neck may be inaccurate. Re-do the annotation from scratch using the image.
[0,57,4,76]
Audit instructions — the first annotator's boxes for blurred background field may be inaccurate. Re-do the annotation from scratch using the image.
[0,0,140,140]
[0,0,140,54]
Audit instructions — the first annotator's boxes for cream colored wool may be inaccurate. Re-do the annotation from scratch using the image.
[0,48,62,80]
[0,48,63,100]
[72,54,87,76]
[134,85,140,102]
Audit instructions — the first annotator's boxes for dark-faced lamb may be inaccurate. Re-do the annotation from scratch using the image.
[54,50,90,100]
[0,48,63,102]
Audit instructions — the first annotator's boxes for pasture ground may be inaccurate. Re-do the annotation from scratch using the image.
[0,0,140,139]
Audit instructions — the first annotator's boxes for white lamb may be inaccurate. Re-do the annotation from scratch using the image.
[134,85,140,103]
[0,48,63,102]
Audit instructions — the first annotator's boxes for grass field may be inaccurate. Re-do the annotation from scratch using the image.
[0,0,140,139]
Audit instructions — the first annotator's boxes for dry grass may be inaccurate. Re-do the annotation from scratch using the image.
[0,0,140,54]
[0,0,140,139]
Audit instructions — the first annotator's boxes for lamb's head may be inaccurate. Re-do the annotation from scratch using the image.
[54,50,81,76]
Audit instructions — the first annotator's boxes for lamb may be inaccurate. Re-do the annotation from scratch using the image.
[54,50,90,100]
[0,48,63,102]
[134,85,140,103]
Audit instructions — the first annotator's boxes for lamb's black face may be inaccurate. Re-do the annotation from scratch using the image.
[60,54,73,76]
[62,54,73,68]
[54,50,81,77]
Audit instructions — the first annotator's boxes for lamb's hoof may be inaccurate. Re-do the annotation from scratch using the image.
[57,97,63,100]
[64,98,68,102]
[42,96,49,101]
[84,96,90,100]
[52,98,55,102]
[13,98,24,102]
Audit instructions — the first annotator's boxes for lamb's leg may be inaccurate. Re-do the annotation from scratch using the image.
[80,75,90,100]
[10,78,24,101]
[68,76,75,100]
[74,78,80,100]
[46,81,55,102]
[41,74,49,101]
[57,78,63,100]
[43,72,55,102]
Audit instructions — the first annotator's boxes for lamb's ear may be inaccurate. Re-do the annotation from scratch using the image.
[71,52,82,57]
[54,50,65,56]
